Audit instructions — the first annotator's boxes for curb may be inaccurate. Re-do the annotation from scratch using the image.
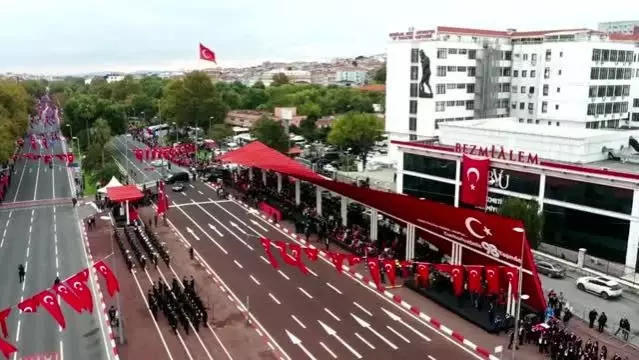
[222,188,498,360]
[148,203,283,358]
[81,224,120,360]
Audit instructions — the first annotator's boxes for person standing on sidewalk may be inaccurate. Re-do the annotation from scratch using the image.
[589,309,598,328]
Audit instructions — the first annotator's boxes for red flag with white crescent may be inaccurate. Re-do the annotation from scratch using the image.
[288,243,309,275]
[485,265,501,294]
[54,283,85,314]
[450,265,465,296]
[65,271,93,313]
[274,241,297,266]
[0,308,10,338]
[465,265,483,293]
[36,290,67,329]
[366,257,381,285]
[502,266,520,299]
[17,296,40,314]
[416,263,430,287]
[304,247,319,261]
[382,259,397,286]
[93,260,120,297]
[0,338,17,359]
[347,254,362,266]
[329,252,345,273]
[259,237,279,269]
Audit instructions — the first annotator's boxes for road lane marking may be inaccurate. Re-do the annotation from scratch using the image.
[208,224,224,237]
[234,260,243,269]
[354,333,375,349]
[192,201,254,250]
[268,293,281,305]
[353,302,373,316]
[324,308,340,322]
[181,192,187,196]
[306,267,318,277]
[291,315,306,329]
[319,342,337,359]
[15,320,21,342]
[250,275,261,285]
[298,287,313,299]
[326,282,342,294]
[198,190,203,195]
[352,313,398,350]
[173,204,228,254]
[189,184,195,189]
[260,256,270,265]
[428,356,437,360]
[278,270,290,280]
[386,325,411,343]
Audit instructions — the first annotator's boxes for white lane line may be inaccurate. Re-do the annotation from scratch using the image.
[324,308,340,322]
[15,320,22,342]
[234,260,243,269]
[353,302,373,317]
[319,342,337,359]
[268,293,281,305]
[354,333,375,349]
[260,256,270,265]
[326,282,342,294]
[428,356,437,360]
[249,275,261,286]
[181,192,187,196]
[198,190,204,195]
[291,315,306,329]
[189,184,195,188]
[306,267,318,277]
[298,287,313,299]
[278,270,290,280]
[386,325,411,343]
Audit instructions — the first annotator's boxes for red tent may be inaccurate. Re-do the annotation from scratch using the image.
[218,141,547,311]
[106,185,144,203]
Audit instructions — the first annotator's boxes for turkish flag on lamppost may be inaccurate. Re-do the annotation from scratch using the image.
[502,266,520,299]
[460,154,490,208]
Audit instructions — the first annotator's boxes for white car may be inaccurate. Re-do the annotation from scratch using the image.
[151,159,168,167]
[575,276,623,299]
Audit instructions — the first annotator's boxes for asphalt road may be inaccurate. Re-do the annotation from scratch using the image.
[110,141,486,360]
[0,110,111,359]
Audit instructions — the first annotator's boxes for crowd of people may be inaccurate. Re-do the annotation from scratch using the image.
[147,276,208,335]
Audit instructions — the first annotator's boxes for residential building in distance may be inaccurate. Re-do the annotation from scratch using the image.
[104,73,125,83]
[334,67,369,86]
[385,25,639,161]
[260,68,312,86]
[598,20,639,35]
[225,110,269,128]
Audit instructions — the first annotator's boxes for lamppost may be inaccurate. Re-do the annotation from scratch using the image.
[511,226,526,360]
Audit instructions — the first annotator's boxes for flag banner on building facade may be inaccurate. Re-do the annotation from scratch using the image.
[460,154,490,207]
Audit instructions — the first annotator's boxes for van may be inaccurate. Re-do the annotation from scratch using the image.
[165,171,190,184]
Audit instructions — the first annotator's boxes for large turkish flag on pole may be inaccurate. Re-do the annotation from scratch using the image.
[460,154,490,208]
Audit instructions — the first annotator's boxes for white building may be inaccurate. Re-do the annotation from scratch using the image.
[105,74,125,83]
[260,68,312,86]
[334,67,368,86]
[385,26,639,160]
[598,20,639,35]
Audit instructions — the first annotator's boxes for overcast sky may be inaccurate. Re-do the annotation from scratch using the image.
[1,0,638,75]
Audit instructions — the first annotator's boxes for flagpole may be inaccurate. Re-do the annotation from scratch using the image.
[511,227,525,360]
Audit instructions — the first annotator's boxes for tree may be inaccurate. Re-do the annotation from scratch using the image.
[94,162,122,184]
[91,118,112,166]
[372,62,386,84]
[327,112,383,170]
[271,73,290,87]
[498,198,544,250]
[208,123,233,142]
[252,81,266,89]
[298,116,318,142]
[0,80,30,161]
[251,116,289,153]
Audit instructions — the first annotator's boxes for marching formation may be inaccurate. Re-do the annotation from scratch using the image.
[147,277,208,336]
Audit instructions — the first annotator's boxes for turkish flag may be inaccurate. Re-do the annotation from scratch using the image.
[0,338,17,359]
[199,43,217,64]
[94,260,120,297]
[347,254,362,266]
[274,241,297,266]
[460,154,490,208]
[502,266,520,299]
[66,152,74,164]
[156,192,167,215]
[416,263,430,287]
[259,237,279,269]
[36,290,66,329]
[304,247,319,261]
[485,265,501,294]
[400,261,411,278]
[450,265,465,296]
[0,308,10,338]
[134,149,143,162]
[66,271,94,313]
[466,265,483,293]
[17,296,40,314]
[54,283,85,314]
[366,257,381,285]
[329,252,345,273]
[382,259,397,286]
[288,243,309,275]
[435,263,452,274]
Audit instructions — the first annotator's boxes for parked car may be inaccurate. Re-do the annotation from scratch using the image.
[171,182,185,192]
[575,276,623,299]
[165,171,190,184]
[536,261,566,278]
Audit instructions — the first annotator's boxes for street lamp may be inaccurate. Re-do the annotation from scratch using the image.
[511,226,526,360]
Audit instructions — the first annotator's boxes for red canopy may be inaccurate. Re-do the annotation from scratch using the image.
[219,141,547,311]
[106,185,144,202]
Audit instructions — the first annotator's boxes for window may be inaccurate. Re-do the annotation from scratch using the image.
[621,102,628,113]
[543,84,549,96]
[436,84,446,94]
[590,67,598,80]
[559,51,563,57]
[409,134,417,141]
[457,66,467,72]
[410,66,419,80]
[548,121,552,125]
[613,102,621,113]
[435,101,445,112]
[542,101,548,113]
[610,50,618,62]
[527,119,533,124]
[530,70,536,77]
[621,85,630,97]
[468,50,476,59]
[634,98,639,107]
[618,51,626,62]
[467,67,476,76]
[556,87,560,93]
[519,118,524,123]
[589,86,597,97]
[446,84,456,90]
[410,49,419,63]
[409,117,417,131]
[529,86,535,94]
[513,70,519,77]
[455,100,465,106]
[596,103,605,115]
[520,86,525,93]
[459,49,468,55]
[557,69,562,75]
[501,67,511,77]
[522,54,529,60]
[605,103,612,114]
[466,84,475,93]
[615,85,622,97]
[555,104,559,110]
[437,66,446,77]
[522,70,528,77]
[545,177,632,214]
[531,54,537,62]
[504,51,512,60]
[457,83,466,89]
[410,83,418,97]
[587,103,596,115]
[607,85,614,97]
[448,48,458,54]
[437,48,447,59]
[403,174,456,205]
[447,66,456,72]
[512,102,517,109]
[545,49,552,61]
[535,120,540,124]
[598,86,606,97]
[602,49,609,61]
[528,103,534,111]
[544,67,550,79]
[465,100,474,110]
[592,49,601,61]
[556,122,560,126]
[511,86,517,93]
[519,102,525,110]
[409,100,417,114]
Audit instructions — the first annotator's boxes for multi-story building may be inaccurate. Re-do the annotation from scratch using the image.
[260,68,312,86]
[334,67,368,86]
[385,26,639,159]
[598,20,639,35]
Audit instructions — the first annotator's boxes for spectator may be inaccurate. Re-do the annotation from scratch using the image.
[597,312,608,333]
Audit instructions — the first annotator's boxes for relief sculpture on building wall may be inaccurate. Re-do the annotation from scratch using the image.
[419,50,433,98]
